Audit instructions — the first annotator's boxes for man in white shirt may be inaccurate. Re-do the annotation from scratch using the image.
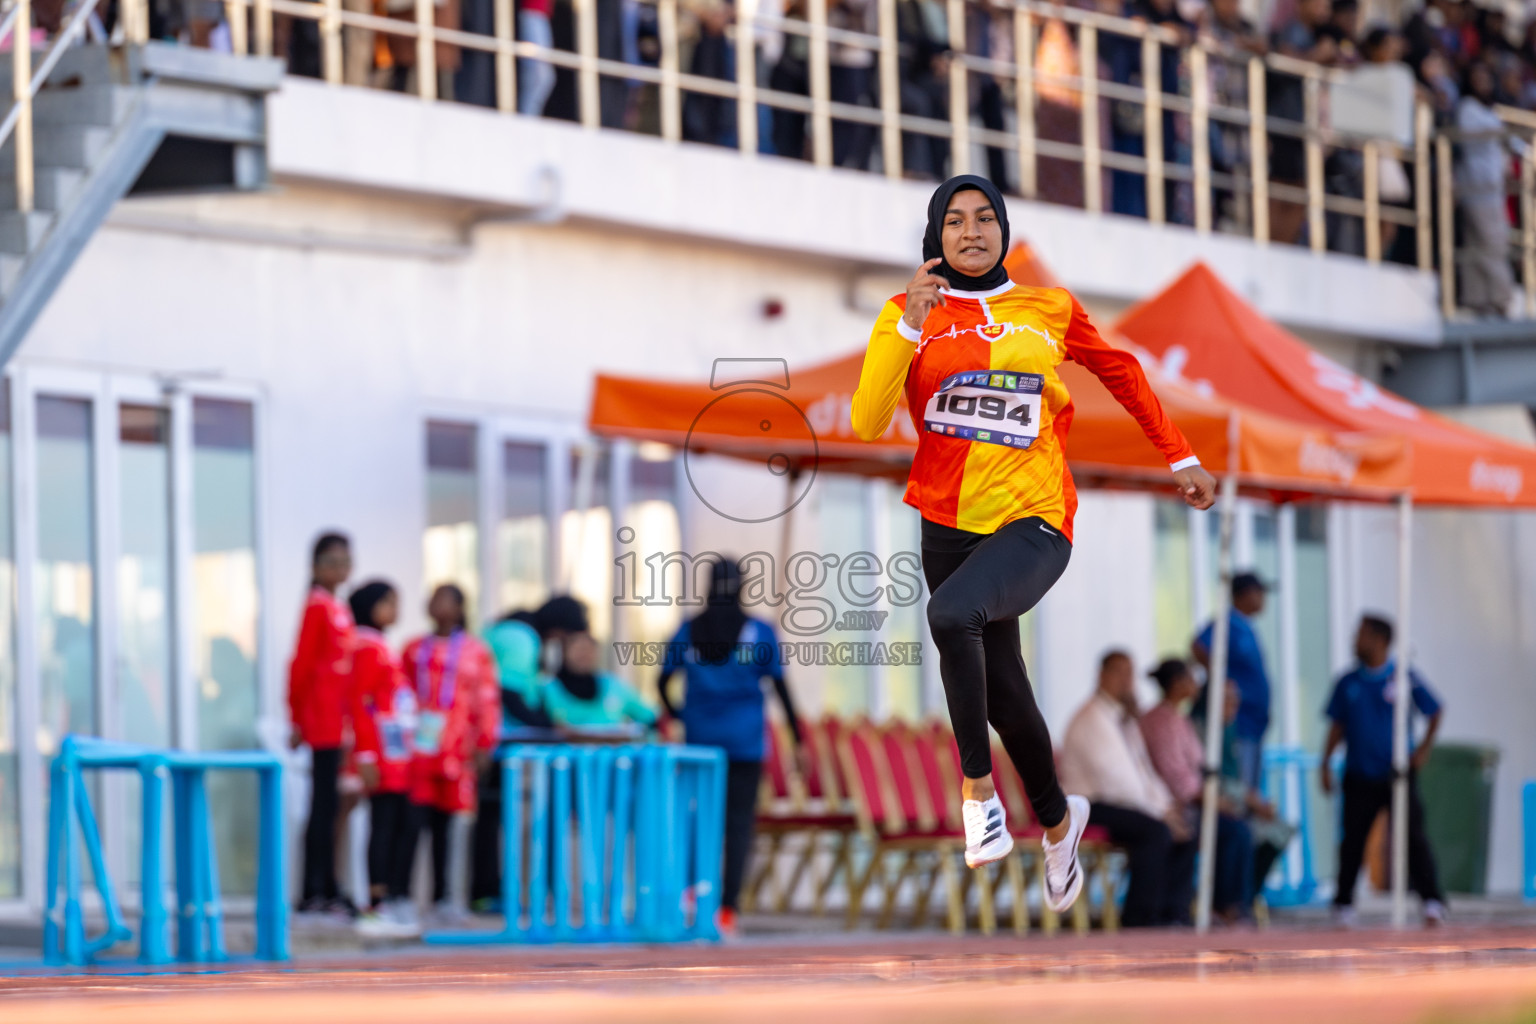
[1059,650,1197,927]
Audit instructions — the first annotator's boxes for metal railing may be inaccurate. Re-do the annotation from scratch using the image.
[1,0,107,215]
[11,0,1536,318]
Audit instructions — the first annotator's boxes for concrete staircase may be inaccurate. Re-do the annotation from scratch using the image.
[0,41,283,363]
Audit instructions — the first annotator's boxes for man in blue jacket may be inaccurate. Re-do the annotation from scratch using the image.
[1321,613,1446,927]
[1193,572,1272,791]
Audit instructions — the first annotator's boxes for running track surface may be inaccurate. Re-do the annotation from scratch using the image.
[3,925,1534,1024]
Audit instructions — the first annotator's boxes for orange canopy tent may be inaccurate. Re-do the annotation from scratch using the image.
[588,244,1411,500]
[1113,263,1536,508]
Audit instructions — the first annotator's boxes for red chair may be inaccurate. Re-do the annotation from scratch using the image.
[746,716,857,915]
[838,721,1027,935]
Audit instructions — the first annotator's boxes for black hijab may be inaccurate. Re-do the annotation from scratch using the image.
[922,174,1012,293]
[689,558,748,667]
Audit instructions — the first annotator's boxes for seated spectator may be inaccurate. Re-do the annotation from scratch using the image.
[896,0,950,180]
[1322,614,1446,927]
[1456,60,1524,317]
[1059,650,1196,928]
[1268,0,1337,245]
[542,631,658,729]
[485,611,554,729]
[682,0,737,147]
[1317,0,1362,65]
[1140,659,1255,923]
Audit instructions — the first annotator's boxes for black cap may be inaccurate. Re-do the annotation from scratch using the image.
[1148,658,1191,693]
[533,595,589,637]
[1232,572,1269,598]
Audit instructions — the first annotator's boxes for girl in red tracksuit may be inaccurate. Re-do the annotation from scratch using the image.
[399,584,500,919]
[288,532,355,915]
[347,580,415,914]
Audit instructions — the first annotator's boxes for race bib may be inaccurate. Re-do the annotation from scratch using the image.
[415,710,446,756]
[923,370,1044,449]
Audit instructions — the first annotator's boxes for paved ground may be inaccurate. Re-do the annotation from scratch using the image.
[1,921,1534,1024]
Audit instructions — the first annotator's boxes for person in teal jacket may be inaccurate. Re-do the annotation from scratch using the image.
[541,631,657,729]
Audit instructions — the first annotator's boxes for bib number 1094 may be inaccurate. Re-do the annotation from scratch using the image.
[922,370,1045,450]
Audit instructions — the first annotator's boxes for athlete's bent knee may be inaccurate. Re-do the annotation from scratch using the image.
[926,595,984,642]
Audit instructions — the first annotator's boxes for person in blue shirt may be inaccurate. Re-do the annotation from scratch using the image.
[1321,614,1446,927]
[657,557,804,937]
[1192,572,1272,791]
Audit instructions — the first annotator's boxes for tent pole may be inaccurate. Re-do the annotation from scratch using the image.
[1196,413,1241,935]
[564,440,597,592]
[1390,492,1414,928]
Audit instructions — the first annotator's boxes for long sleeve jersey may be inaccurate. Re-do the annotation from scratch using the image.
[399,632,502,783]
[850,283,1198,540]
[287,586,355,749]
[349,627,412,794]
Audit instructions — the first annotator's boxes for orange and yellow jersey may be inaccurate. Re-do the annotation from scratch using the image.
[851,282,1198,541]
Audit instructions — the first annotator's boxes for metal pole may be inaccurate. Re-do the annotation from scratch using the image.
[1364,140,1381,263]
[416,0,438,100]
[322,0,343,84]
[495,0,516,113]
[1305,73,1324,252]
[576,0,599,127]
[1436,135,1455,317]
[1015,9,1035,199]
[808,0,832,167]
[1523,146,1535,316]
[737,0,760,157]
[1390,493,1413,929]
[1415,101,1432,272]
[659,0,681,141]
[947,0,969,176]
[877,0,899,177]
[1249,56,1268,244]
[254,0,273,55]
[1196,413,1240,935]
[225,0,249,55]
[1191,44,1210,233]
[1080,24,1099,214]
[1143,33,1163,225]
[12,0,31,216]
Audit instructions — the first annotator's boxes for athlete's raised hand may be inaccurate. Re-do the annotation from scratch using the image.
[1174,464,1217,510]
[902,257,949,332]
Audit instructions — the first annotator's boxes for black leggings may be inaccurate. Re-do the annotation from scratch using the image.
[922,515,1071,829]
[722,761,763,912]
[406,804,455,904]
[368,792,418,902]
[301,746,342,903]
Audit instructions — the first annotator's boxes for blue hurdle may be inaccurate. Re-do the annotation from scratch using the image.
[426,743,726,946]
[43,735,289,966]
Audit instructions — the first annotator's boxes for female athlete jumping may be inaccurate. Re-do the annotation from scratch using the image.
[851,175,1216,913]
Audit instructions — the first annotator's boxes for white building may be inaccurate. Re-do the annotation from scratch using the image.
[0,70,1531,916]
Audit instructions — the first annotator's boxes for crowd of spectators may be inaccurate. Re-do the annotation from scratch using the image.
[138,0,1536,307]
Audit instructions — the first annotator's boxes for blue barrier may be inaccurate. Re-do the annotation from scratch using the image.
[1259,745,1320,907]
[427,743,726,945]
[43,736,288,966]
[1524,781,1536,903]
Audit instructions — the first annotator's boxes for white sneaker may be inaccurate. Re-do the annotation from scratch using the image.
[430,900,472,927]
[1424,899,1446,927]
[385,898,423,935]
[1041,794,1089,914]
[1333,905,1359,929]
[356,900,420,939]
[962,793,1014,868]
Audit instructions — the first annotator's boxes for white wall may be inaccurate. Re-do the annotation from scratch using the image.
[267,78,1442,345]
